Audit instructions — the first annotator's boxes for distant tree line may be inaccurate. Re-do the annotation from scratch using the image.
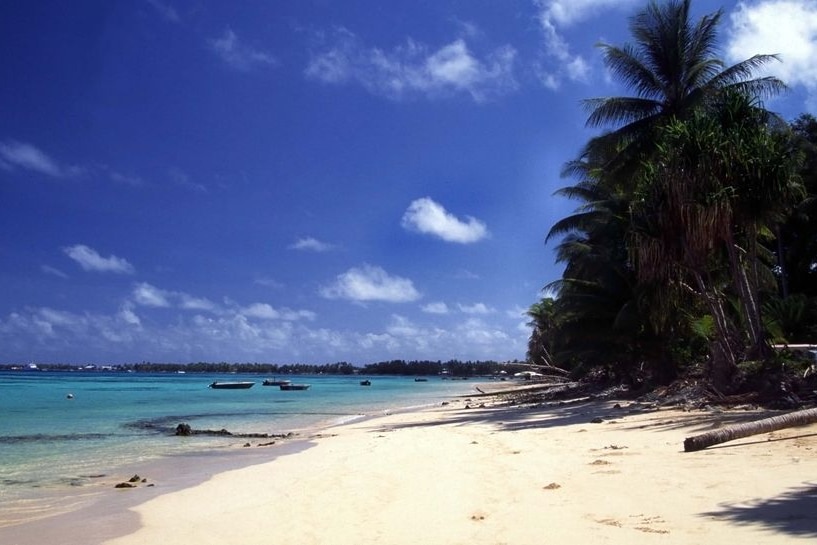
[1,359,518,376]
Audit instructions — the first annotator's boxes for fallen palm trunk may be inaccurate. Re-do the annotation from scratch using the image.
[683,407,817,452]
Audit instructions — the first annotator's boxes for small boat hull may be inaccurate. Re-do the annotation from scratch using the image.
[279,384,310,391]
[209,381,255,389]
[263,379,291,386]
[360,380,371,386]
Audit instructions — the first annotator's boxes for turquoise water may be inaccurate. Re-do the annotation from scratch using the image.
[0,371,478,515]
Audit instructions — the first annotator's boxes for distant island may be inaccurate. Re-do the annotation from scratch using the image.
[0,359,526,377]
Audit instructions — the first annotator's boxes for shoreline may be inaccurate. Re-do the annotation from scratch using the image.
[0,384,485,544]
[5,386,817,544]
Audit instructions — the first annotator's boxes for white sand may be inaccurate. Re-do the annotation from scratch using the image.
[93,397,817,544]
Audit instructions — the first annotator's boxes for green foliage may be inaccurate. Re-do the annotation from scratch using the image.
[537,0,813,390]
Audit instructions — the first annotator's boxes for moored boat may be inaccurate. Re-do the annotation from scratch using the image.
[262,378,291,386]
[279,383,310,391]
[209,381,255,389]
[359,379,371,386]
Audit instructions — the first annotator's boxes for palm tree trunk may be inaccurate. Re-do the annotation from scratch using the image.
[726,242,770,359]
[684,407,817,452]
[692,271,737,386]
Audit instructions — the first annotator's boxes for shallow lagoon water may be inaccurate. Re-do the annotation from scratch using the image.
[0,370,478,516]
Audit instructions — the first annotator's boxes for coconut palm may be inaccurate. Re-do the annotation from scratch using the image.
[582,0,784,179]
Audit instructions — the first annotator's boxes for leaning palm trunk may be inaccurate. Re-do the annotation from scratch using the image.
[684,407,817,451]
[726,241,771,360]
[691,271,737,386]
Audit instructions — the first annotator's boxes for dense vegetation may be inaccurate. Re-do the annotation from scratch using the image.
[527,0,817,394]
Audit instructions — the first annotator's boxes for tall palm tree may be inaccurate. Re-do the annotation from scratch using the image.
[582,0,784,178]
[630,92,802,384]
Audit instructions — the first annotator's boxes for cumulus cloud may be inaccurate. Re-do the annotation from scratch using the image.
[305,28,517,102]
[402,197,488,244]
[0,141,78,178]
[320,264,420,303]
[132,283,172,308]
[533,0,640,89]
[725,0,817,108]
[210,28,276,71]
[422,302,450,314]
[290,237,334,252]
[63,245,135,274]
[240,303,316,321]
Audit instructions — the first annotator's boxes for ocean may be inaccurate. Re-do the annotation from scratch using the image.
[0,370,479,526]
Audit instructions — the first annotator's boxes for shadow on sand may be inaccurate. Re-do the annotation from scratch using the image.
[701,482,817,538]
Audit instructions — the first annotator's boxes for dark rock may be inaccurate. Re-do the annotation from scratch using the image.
[175,423,193,436]
[115,482,136,488]
[128,474,141,483]
[590,417,604,424]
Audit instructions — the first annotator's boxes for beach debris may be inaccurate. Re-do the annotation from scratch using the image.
[243,443,251,448]
[543,482,561,490]
[590,417,604,424]
[604,444,627,450]
[683,407,817,452]
[441,401,449,406]
[589,459,611,465]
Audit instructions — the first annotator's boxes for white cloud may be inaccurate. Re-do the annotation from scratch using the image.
[402,197,488,244]
[63,244,135,274]
[169,167,206,192]
[422,302,450,314]
[210,28,276,71]
[458,302,494,314]
[242,302,280,319]
[533,0,640,89]
[146,0,180,23]
[290,237,334,252]
[0,141,68,177]
[132,283,172,308]
[254,276,285,289]
[119,303,142,327]
[305,28,517,103]
[320,264,421,303]
[41,265,68,279]
[179,294,217,311]
[726,0,817,108]
[108,170,144,187]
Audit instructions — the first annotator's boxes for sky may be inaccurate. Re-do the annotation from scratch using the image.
[1,0,816,365]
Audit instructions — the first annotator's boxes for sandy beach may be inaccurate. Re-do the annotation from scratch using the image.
[6,390,817,544]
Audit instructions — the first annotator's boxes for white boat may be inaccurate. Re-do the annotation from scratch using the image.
[209,381,255,389]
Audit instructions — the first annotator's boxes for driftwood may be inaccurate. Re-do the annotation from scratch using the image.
[683,407,817,452]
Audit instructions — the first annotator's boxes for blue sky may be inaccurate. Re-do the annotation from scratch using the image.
[1,0,815,365]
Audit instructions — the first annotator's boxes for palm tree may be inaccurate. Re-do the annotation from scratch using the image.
[582,0,784,179]
[526,298,556,366]
[630,92,802,384]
